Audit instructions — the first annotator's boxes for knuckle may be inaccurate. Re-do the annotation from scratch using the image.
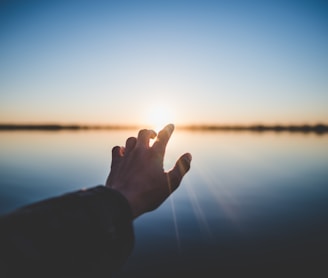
[126,136,136,144]
[112,146,120,152]
[138,129,148,137]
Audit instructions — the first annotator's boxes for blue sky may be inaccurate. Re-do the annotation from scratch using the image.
[1,0,327,125]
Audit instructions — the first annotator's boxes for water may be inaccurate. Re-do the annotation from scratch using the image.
[1,130,328,276]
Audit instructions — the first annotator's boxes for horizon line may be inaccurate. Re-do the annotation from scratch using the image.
[0,123,328,134]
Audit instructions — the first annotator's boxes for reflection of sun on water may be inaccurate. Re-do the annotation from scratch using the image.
[145,105,175,132]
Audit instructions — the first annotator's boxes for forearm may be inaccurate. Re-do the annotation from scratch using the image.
[0,186,134,277]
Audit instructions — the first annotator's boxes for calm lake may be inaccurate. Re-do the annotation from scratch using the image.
[0,130,327,277]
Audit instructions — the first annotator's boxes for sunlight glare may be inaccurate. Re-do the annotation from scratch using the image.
[145,104,175,132]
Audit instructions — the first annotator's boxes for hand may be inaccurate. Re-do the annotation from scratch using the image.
[106,124,192,218]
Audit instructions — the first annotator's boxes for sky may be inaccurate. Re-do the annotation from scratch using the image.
[1,0,327,126]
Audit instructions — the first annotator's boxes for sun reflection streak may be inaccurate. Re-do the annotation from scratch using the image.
[167,173,181,253]
[193,165,241,225]
[184,180,213,240]
[169,196,181,253]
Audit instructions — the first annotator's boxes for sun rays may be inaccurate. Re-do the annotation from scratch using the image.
[167,152,246,251]
[143,103,176,132]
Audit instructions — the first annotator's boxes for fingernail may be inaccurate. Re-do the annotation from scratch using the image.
[167,123,174,131]
[185,153,192,162]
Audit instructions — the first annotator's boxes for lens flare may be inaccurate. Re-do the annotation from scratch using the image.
[144,104,175,132]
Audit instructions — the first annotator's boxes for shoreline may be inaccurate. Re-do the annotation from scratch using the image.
[0,123,327,134]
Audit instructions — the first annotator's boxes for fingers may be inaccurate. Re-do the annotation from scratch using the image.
[125,137,137,154]
[112,145,124,159]
[110,145,124,170]
[167,153,192,192]
[152,124,175,157]
[136,129,157,148]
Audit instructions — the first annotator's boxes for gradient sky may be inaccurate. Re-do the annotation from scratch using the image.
[1,0,327,126]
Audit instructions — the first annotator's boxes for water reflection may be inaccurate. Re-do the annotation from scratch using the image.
[0,130,327,276]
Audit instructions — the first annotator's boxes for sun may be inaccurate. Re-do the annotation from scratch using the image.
[145,104,175,132]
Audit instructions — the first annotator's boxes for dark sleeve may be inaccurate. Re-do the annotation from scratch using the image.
[0,186,134,278]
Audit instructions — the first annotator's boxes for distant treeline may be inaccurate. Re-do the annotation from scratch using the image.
[0,124,138,131]
[179,124,328,134]
[0,123,327,134]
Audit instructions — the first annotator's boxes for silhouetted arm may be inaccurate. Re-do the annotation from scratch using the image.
[0,186,134,278]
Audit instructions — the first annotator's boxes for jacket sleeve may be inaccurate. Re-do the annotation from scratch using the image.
[0,186,134,278]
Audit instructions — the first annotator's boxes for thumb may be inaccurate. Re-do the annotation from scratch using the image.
[167,153,192,192]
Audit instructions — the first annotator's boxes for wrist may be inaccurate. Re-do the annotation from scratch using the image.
[105,185,140,219]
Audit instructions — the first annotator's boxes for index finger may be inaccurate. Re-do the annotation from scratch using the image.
[152,124,175,156]
[136,129,157,148]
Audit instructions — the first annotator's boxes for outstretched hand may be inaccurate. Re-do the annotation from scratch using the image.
[106,124,192,218]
